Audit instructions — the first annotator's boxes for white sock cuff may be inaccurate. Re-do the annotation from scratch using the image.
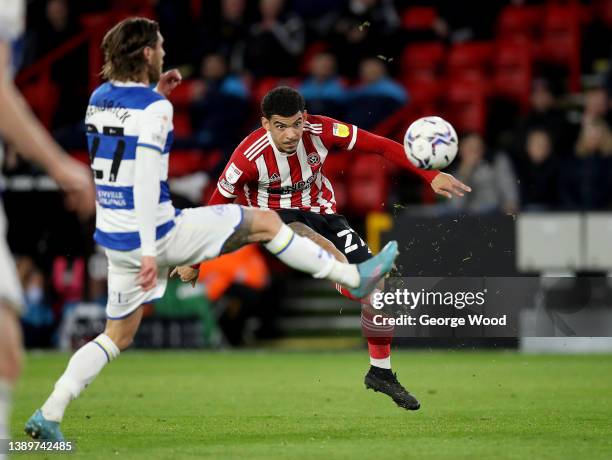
[92,334,120,362]
[264,224,295,255]
[370,357,391,369]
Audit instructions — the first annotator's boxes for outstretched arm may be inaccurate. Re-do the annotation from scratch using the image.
[0,42,95,217]
[353,128,471,199]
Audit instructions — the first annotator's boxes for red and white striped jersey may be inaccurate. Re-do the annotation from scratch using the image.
[215,115,358,214]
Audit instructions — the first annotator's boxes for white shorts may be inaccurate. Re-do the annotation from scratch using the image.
[0,203,24,314]
[105,204,244,319]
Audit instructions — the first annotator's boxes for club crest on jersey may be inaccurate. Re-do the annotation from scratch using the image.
[225,162,243,184]
[307,152,320,166]
[333,123,350,138]
[269,172,281,182]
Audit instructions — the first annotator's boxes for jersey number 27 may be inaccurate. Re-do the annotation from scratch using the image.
[86,124,125,182]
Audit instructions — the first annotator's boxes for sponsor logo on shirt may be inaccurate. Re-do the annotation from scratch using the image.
[225,162,243,184]
[268,171,319,194]
[269,172,281,182]
[219,178,235,193]
[332,123,350,138]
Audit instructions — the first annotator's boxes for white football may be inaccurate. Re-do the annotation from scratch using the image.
[403,116,458,170]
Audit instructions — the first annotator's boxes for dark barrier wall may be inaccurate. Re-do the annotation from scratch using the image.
[384,213,519,277]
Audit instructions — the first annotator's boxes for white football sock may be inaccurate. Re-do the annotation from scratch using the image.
[264,224,359,288]
[41,334,119,422]
[0,378,11,457]
[370,357,391,369]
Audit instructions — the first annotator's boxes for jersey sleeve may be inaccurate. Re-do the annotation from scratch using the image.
[315,115,359,151]
[0,0,25,42]
[137,99,173,154]
[314,115,438,183]
[215,146,256,200]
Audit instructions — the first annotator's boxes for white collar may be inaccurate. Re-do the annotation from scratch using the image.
[110,80,149,87]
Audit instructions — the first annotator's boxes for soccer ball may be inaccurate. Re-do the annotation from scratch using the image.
[403,116,458,170]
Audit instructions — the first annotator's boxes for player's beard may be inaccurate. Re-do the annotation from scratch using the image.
[280,139,300,154]
[147,56,162,84]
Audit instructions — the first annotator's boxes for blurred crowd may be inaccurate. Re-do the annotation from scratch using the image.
[5,0,612,346]
[13,0,612,213]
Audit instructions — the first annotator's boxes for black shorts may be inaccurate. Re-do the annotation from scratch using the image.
[276,209,372,264]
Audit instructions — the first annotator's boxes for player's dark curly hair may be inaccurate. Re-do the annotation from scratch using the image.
[261,87,305,119]
[101,17,159,81]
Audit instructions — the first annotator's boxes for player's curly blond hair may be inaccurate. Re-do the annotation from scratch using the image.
[101,17,159,82]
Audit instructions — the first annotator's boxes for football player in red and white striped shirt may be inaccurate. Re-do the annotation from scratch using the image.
[183,87,470,410]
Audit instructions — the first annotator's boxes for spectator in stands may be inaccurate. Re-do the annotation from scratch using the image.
[196,0,249,73]
[17,257,54,348]
[582,86,611,125]
[327,0,400,76]
[344,57,407,129]
[432,1,502,42]
[513,78,572,158]
[35,0,78,55]
[560,118,612,210]
[299,53,347,119]
[516,129,559,210]
[34,0,88,130]
[446,133,519,215]
[244,0,305,77]
[189,54,249,157]
[581,0,612,75]
[156,0,195,67]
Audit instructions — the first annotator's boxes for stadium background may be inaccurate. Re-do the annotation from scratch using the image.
[5,0,612,350]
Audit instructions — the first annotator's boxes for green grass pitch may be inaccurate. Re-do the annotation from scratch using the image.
[11,351,612,459]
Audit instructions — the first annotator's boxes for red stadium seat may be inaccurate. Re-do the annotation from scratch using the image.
[168,79,198,109]
[401,7,437,30]
[347,155,388,215]
[401,76,443,114]
[71,151,90,165]
[594,0,612,26]
[20,78,59,128]
[299,41,329,75]
[252,77,300,105]
[168,149,206,177]
[537,5,581,91]
[496,5,544,40]
[172,111,192,138]
[447,42,494,80]
[493,40,533,110]
[444,78,488,135]
[401,42,446,80]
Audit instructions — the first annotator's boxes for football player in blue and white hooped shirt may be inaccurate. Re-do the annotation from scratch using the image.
[0,0,95,453]
[27,17,399,441]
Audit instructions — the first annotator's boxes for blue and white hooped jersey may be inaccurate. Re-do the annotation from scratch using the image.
[85,81,177,251]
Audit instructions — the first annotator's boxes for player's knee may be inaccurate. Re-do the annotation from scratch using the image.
[287,222,347,263]
[250,209,282,240]
[0,344,22,384]
[325,243,347,263]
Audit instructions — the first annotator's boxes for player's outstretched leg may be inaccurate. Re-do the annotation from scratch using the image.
[227,209,398,297]
[25,307,144,440]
